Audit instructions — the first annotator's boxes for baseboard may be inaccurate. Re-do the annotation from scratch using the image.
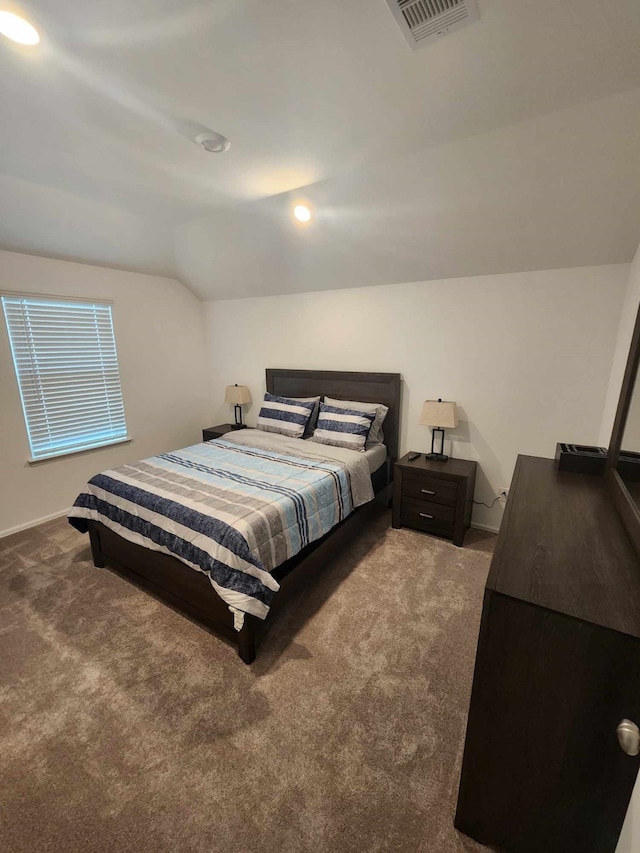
[0,508,70,539]
[471,521,500,535]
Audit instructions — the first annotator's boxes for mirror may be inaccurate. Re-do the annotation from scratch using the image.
[617,368,640,507]
[606,300,640,558]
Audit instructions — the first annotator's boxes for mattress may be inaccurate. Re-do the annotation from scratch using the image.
[363,442,387,475]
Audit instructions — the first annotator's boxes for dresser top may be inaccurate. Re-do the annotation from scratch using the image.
[488,455,640,638]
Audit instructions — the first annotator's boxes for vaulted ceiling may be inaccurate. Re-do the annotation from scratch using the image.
[2,0,640,298]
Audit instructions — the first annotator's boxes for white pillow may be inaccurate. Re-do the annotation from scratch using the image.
[323,396,389,446]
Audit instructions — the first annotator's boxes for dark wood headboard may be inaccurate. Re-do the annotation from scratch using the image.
[266,369,402,462]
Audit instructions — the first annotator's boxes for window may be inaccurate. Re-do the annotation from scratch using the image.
[2,295,129,461]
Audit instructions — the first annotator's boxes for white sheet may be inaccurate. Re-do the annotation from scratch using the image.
[363,443,387,475]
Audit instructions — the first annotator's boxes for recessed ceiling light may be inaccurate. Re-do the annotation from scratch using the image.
[293,204,312,223]
[195,131,230,154]
[0,11,40,45]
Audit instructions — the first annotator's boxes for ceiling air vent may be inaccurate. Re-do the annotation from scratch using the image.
[385,0,480,51]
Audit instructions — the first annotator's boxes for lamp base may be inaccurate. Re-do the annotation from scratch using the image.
[427,427,449,462]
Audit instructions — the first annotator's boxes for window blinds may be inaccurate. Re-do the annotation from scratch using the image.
[2,295,128,461]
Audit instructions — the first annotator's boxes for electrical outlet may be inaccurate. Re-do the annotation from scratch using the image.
[497,487,509,504]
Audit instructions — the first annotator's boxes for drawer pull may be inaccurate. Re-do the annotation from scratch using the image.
[421,488,436,495]
[617,719,640,756]
[419,513,434,519]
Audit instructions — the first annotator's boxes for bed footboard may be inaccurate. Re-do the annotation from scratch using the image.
[84,487,385,665]
[88,524,105,568]
[237,618,256,664]
[86,521,255,662]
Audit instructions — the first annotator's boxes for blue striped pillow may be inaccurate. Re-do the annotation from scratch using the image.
[310,403,375,451]
[256,392,316,439]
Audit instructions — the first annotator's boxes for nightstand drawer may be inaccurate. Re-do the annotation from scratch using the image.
[403,473,458,506]
[400,498,455,534]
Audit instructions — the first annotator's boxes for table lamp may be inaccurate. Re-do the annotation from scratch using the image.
[225,384,252,426]
[419,399,458,462]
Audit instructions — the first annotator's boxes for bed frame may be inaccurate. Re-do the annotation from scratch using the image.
[86,369,401,663]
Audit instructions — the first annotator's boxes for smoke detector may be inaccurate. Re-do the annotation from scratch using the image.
[385,0,479,51]
[195,132,230,153]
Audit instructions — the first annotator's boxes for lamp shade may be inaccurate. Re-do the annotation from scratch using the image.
[225,384,252,405]
[419,399,458,428]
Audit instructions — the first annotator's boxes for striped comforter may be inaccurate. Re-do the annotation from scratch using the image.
[68,433,373,621]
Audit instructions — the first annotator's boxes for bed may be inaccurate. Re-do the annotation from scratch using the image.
[69,369,401,662]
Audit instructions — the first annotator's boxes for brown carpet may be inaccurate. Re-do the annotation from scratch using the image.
[0,507,495,853]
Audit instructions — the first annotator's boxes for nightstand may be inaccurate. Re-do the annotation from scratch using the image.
[202,423,247,442]
[392,453,477,547]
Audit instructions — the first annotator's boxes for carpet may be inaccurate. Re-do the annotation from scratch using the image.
[0,507,495,852]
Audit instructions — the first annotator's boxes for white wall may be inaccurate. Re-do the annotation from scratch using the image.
[204,263,628,530]
[0,250,210,535]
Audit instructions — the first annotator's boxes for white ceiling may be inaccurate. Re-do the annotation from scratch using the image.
[1,0,640,297]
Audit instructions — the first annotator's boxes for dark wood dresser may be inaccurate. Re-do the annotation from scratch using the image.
[455,455,640,853]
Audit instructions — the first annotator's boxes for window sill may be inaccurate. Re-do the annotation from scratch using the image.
[28,436,133,465]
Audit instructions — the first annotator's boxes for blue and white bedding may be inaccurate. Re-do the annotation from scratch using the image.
[311,402,376,451]
[256,392,315,438]
[68,429,374,622]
